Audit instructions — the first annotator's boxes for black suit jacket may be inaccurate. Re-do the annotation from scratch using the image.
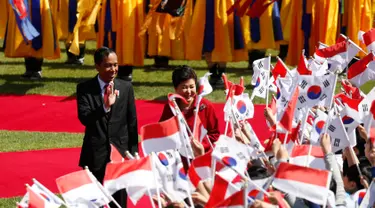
[76,76,138,171]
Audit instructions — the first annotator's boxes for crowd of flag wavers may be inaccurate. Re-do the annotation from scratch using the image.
[16,30,375,208]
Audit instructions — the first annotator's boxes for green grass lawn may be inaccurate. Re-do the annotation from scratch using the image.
[0,131,83,152]
[1,40,375,203]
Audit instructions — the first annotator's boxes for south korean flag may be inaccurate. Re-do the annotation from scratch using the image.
[317,74,337,108]
[327,115,351,153]
[232,93,254,121]
[153,150,189,202]
[296,74,334,108]
[358,87,375,120]
[251,57,271,99]
[276,76,296,120]
[340,104,361,134]
[310,109,328,145]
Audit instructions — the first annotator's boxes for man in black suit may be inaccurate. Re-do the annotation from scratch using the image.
[76,47,138,207]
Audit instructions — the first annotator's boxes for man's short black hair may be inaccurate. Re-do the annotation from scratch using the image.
[172,65,197,88]
[94,47,115,65]
[344,158,372,190]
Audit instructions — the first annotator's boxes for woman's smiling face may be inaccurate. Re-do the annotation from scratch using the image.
[175,78,196,103]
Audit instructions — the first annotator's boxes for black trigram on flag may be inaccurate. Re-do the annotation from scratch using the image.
[236,152,246,160]
[220,147,230,153]
[281,97,286,103]
[333,138,340,147]
[362,103,369,112]
[259,86,265,94]
[319,94,327,101]
[258,60,264,69]
[323,80,330,88]
[300,80,308,89]
[253,142,260,150]
[328,125,336,132]
[298,96,306,103]
[261,72,266,80]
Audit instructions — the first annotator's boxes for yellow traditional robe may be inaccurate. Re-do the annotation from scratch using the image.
[97,0,145,66]
[147,0,193,60]
[0,0,8,39]
[4,0,60,59]
[186,0,247,62]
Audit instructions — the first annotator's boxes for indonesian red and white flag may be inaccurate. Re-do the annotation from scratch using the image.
[110,144,125,163]
[27,186,60,208]
[188,151,212,188]
[213,189,246,208]
[56,170,111,207]
[347,51,375,87]
[297,51,312,75]
[103,156,157,196]
[314,39,361,69]
[167,93,188,116]
[193,115,208,142]
[289,145,326,170]
[358,29,375,53]
[272,57,290,80]
[278,86,299,132]
[198,72,213,97]
[272,162,332,205]
[204,172,242,208]
[341,80,364,100]
[139,116,182,156]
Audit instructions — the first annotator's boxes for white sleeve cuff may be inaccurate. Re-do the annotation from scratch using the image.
[103,104,111,113]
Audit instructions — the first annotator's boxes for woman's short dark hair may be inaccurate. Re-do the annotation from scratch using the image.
[94,47,115,65]
[172,65,197,88]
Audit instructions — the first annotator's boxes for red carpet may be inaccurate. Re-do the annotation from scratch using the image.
[0,94,271,202]
[0,94,270,139]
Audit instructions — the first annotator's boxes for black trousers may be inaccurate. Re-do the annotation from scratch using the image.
[66,44,86,60]
[91,166,128,208]
[24,57,43,72]
[117,65,133,77]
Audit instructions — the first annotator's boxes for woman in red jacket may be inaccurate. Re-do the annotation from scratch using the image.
[159,65,220,153]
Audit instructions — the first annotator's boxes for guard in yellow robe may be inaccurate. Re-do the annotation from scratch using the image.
[4,0,60,79]
[96,0,145,81]
[145,0,193,69]
[62,0,99,65]
[186,0,248,87]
